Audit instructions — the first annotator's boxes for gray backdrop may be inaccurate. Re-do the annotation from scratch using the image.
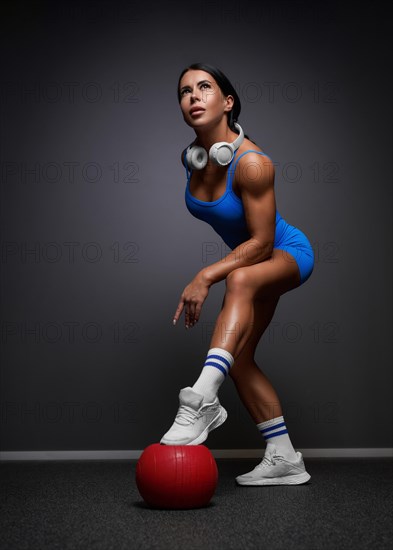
[0,0,391,452]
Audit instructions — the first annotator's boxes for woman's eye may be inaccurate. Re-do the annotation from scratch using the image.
[181,83,211,96]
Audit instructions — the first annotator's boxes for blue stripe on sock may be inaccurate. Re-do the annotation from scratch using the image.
[206,353,232,370]
[260,421,286,434]
[263,429,288,440]
[204,361,227,377]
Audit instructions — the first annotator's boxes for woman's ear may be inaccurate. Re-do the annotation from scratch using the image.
[224,95,234,112]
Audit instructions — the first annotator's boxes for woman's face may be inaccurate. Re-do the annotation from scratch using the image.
[178,69,233,129]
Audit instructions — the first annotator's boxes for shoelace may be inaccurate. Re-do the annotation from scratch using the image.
[256,453,285,470]
[175,405,202,426]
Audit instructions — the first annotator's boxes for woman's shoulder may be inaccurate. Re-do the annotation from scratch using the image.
[236,138,269,158]
[232,140,275,191]
[234,140,274,170]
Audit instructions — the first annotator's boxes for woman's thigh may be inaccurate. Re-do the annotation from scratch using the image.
[226,248,303,301]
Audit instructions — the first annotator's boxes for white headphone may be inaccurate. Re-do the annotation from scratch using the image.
[185,122,244,170]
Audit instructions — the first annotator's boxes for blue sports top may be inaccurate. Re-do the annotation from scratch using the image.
[183,149,286,250]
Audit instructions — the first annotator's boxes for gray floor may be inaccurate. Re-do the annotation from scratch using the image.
[0,457,392,550]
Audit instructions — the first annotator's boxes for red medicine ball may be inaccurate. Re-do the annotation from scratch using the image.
[135,443,218,509]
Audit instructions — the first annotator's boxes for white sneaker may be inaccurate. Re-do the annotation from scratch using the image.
[236,445,311,486]
[160,387,227,446]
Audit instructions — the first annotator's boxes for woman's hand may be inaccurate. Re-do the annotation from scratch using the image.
[173,273,211,328]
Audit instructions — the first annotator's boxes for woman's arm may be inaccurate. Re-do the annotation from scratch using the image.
[200,153,276,287]
[173,153,276,327]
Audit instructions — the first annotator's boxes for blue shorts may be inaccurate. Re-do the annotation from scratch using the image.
[274,222,314,285]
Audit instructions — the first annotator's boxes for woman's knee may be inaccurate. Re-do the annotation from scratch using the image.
[226,267,255,295]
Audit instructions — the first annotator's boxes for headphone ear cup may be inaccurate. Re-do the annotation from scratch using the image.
[209,143,234,166]
[186,146,208,170]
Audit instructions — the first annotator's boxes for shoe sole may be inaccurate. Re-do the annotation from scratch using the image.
[160,405,227,446]
[189,405,228,445]
[236,471,311,486]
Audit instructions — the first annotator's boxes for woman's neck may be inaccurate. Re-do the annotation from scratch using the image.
[193,119,237,152]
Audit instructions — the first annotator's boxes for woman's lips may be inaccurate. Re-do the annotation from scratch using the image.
[190,109,205,117]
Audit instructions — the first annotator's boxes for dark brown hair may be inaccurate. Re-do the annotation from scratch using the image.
[177,62,255,142]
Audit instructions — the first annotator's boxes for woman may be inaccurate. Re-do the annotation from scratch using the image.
[160,63,314,486]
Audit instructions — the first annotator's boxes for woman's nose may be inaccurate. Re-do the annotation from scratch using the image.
[190,88,200,101]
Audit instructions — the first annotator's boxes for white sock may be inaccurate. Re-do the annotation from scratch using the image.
[257,415,298,462]
[192,347,234,403]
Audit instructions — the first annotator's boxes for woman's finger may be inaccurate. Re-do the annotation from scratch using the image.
[185,303,191,328]
[173,299,184,325]
[194,302,202,323]
[189,300,199,327]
